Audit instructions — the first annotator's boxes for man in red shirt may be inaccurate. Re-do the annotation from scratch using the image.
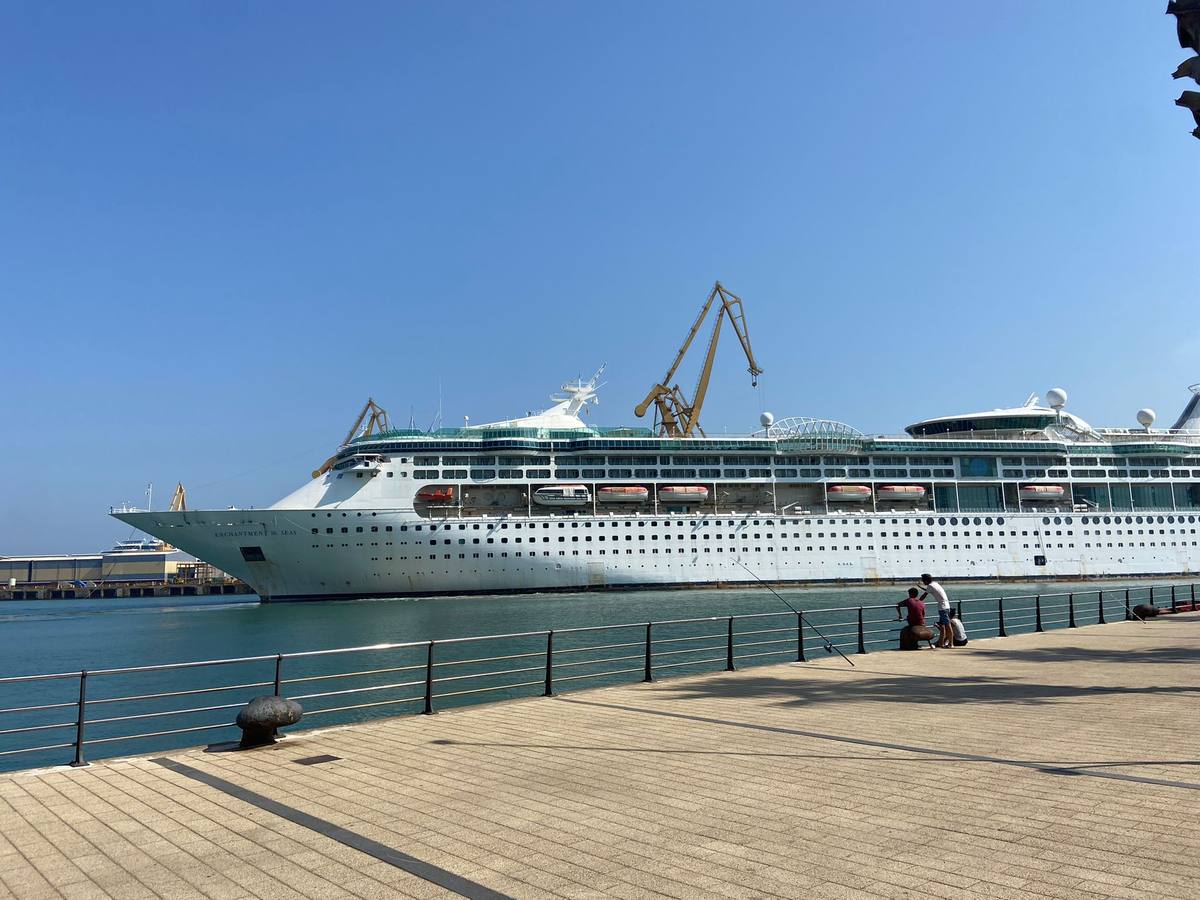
[897,587,925,627]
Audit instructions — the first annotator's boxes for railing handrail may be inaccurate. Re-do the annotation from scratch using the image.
[0,579,1193,770]
[0,581,1187,685]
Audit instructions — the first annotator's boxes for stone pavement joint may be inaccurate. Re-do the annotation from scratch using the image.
[1,612,1198,899]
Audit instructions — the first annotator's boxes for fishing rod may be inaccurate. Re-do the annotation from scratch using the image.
[733,557,855,667]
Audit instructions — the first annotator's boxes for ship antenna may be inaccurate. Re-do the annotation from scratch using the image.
[732,558,855,667]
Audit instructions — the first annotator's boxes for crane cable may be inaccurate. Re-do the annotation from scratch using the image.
[732,558,855,667]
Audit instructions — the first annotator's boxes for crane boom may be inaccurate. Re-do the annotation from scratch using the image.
[634,281,762,437]
[311,398,392,478]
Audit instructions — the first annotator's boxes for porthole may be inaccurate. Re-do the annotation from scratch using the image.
[938,517,947,526]
[1043,517,1051,525]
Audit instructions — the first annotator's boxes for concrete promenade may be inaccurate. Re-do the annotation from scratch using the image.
[2,614,1199,900]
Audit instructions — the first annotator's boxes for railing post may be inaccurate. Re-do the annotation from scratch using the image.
[643,623,654,683]
[1171,585,1178,613]
[1149,586,1155,606]
[1034,595,1043,632]
[1068,592,1076,628]
[726,617,735,672]
[1191,583,1196,607]
[423,641,436,715]
[997,597,1007,637]
[856,607,866,654]
[70,671,88,768]
[1097,590,1106,625]
[543,631,554,697]
[273,654,283,696]
[1125,587,1132,621]
[796,612,806,662]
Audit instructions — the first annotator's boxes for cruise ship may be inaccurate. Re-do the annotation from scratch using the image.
[112,376,1200,601]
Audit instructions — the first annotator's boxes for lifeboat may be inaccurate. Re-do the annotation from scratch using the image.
[598,486,649,503]
[877,485,926,501]
[416,486,455,503]
[533,484,591,506]
[657,485,709,503]
[827,485,872,501]
[1020,485,1065,501]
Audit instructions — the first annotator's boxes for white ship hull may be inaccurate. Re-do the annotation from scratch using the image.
[113,509,1199,601]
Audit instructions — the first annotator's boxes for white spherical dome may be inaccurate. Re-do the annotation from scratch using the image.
[1046,388,1068,410]
[1137,408,1156,428]
[760,411,775,428]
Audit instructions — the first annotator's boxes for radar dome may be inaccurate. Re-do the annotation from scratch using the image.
[1046,388,1068,410]
[760,412,775,428]
[1137,408,1156,429]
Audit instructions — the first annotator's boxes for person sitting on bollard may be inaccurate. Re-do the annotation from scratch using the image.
[950,608,969,647]
[896,588,934,650]
[920,573,952,649]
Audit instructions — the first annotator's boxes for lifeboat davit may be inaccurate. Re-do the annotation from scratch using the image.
[658,485,709,503]
[1020,485,1065,501]
[598,486,649,503]
[416,486,455,503]
[533,484,591,506]
[827,485,872,501]
[877,485,926,501]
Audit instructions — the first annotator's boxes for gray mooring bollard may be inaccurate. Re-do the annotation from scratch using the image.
[236,695,303,748]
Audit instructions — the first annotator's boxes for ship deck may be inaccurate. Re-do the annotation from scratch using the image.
[3,614,1199,899]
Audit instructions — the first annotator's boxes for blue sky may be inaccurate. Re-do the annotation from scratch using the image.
[1,2,1197,553]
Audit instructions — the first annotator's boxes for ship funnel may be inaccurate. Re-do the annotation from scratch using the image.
[1169,383,1200,432]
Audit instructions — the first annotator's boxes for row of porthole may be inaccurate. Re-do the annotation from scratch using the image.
[1044,515,1199,526]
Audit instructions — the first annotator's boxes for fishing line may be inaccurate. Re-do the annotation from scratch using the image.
[732,557,855,667]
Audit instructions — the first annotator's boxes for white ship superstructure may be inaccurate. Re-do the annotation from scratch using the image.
[112,379,1200,601]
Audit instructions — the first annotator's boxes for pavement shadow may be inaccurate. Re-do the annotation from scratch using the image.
[654,667,1200,708]
[970,641,1200,667]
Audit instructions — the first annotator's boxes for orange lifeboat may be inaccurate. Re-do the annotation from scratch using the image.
[658,485,709,503]
[1019,485,1065,501]
[416,486,455,503]
[877,485,926,501]
[827,485,872,501]
[597,486,649,503]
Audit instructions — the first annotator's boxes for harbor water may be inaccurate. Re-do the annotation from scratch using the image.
[0,579,1190,772]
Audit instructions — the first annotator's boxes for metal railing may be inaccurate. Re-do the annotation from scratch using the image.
[1,582,1196,771]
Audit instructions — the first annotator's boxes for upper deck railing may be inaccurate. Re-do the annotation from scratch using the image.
[1,581,1195,773]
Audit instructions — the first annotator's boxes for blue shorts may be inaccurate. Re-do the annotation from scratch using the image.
[937,609,951,626]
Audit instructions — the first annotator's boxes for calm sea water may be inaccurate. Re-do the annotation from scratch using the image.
[0,579,1188,771]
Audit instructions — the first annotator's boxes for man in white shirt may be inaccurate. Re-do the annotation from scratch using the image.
[920,573,952,649]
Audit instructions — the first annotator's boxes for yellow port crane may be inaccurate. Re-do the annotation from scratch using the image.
[311,398,392,478]
[635,281,763,437]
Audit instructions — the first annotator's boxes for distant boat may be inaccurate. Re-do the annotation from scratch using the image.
[658,486,709,503]
[533,485,590,506]
[1019,485,1065,501]
[827,485,872,501]
[877,485,926,502]
[597,486,649,503]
